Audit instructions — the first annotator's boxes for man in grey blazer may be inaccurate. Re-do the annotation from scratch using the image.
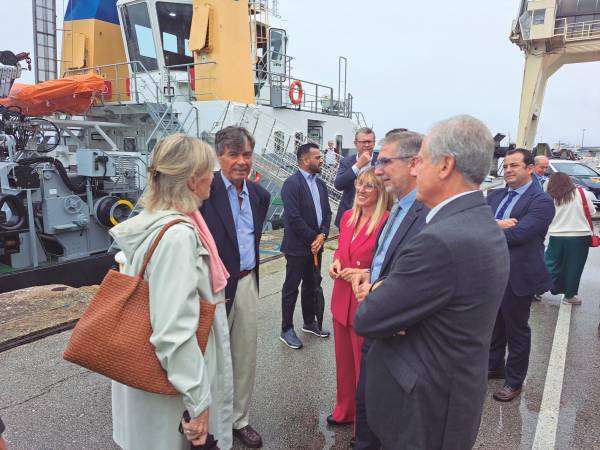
[354,115,510,449]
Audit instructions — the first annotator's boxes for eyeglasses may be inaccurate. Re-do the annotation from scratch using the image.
[374,156,413,167]
[354,181,377,192]
[356,140,375,145]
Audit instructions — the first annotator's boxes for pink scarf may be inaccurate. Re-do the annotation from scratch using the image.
[188,211,229,294]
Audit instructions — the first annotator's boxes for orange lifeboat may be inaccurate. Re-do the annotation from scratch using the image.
[0,73,105,116]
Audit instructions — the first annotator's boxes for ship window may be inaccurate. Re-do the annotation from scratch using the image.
[157,2,194,69]
[122,2,158,71]
[533,9,545,26]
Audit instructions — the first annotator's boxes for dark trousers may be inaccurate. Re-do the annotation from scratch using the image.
[354,338,381,450]
[281,254,319,332]
[489,284,533,389]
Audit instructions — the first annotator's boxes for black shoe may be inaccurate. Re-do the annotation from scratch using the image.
[233,425,263,448]
[326,414,353,426]
[302,322,330,338]
[280,328,303,349]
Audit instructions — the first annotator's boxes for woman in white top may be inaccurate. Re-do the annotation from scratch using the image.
[109,134,233,449]
[545,172,597,305]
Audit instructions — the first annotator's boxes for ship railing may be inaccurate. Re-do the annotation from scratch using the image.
[163,61,218,102]
[207,102,342,208]
[229,103,342,204]
[64,60,161,106]
[353,110,369,129]
[254,68,352,118]
[554,17,600,41]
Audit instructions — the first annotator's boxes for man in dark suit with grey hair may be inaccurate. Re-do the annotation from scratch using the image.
[350,130,428,450]
[354,115,510,449]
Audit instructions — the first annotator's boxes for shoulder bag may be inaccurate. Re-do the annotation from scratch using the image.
[578,187,600,248]
[63,219,216,395]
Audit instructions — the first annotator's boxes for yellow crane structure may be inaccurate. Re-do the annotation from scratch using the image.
[511,0,600,149]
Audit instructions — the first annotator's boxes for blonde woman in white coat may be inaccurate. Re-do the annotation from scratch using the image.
[109,134,233,449]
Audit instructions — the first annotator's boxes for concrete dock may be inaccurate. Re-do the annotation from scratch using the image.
[1,244,600,449]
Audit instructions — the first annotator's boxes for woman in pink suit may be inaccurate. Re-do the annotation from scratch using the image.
[327,168,392,425]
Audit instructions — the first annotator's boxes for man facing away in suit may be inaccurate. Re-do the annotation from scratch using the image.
[354,115,510,450]
[350,130,428,450]
[200,126,271,448]
[334,127,377,227]
[280,143,332,349]
[487,148,555,402]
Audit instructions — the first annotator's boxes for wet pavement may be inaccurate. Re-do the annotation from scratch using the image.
[1,243,600,449]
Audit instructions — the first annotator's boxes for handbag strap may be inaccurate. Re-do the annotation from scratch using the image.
[577,187,595,234]
[137,218,188,277]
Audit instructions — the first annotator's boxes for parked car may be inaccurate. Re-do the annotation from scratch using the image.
[548,160,600,207]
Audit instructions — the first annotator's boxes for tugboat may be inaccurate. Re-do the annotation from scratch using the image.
[0,0,363,292]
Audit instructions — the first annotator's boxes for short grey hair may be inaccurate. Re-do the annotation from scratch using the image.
[214,126,255,156]
[534,155,549,165]
[426,115,493,185]
[380,131,423,158]
[354,127,375,141]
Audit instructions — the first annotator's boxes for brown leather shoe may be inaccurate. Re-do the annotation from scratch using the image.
[488,368,505,380]
[493,385,522,402]
[233,425,263,448]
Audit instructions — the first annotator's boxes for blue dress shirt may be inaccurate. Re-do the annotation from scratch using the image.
[299,168,323,228]
[533,173,547,189]
[221,172,255,271]
[370,189,417,283]
[495,180,532,220]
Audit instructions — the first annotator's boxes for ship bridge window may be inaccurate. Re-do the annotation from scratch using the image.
[157,2,194,69]
[533,9,546,25]
[122,2,158,71]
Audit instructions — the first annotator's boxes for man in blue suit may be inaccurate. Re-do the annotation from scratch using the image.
[280,143,332,349]
[201,126,270,448]
[333,127,378,228]
[487,148,555,402]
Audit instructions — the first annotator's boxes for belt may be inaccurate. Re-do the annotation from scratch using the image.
[239,268,254,279]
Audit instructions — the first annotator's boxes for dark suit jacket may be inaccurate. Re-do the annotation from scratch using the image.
[200,172,270,313]
[280,170,332,256]
[376,200,428,280]
[354,192,510,450]
[333,152,378,228]
[487,182,555,296]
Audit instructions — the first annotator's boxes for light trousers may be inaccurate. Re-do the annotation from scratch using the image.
[228,272,259,430]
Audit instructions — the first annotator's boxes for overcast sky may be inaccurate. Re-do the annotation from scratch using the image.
[4,0,600,147]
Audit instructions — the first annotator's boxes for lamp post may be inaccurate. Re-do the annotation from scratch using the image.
[581,128,586,149]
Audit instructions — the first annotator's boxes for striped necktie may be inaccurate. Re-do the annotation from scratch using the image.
[495,191,518,220]
[379,202,402,246]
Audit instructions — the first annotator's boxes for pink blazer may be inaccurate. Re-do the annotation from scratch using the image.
[331,209,389,327]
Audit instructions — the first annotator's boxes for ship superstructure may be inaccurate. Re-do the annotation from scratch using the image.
[0,0,363,290]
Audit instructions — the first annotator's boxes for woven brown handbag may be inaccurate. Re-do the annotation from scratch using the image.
[63,218,217,395]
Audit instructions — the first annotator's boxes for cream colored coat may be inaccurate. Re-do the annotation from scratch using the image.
[109,210,233,450]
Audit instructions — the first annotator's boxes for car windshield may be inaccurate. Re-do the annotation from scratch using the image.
[552,162,600,177]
